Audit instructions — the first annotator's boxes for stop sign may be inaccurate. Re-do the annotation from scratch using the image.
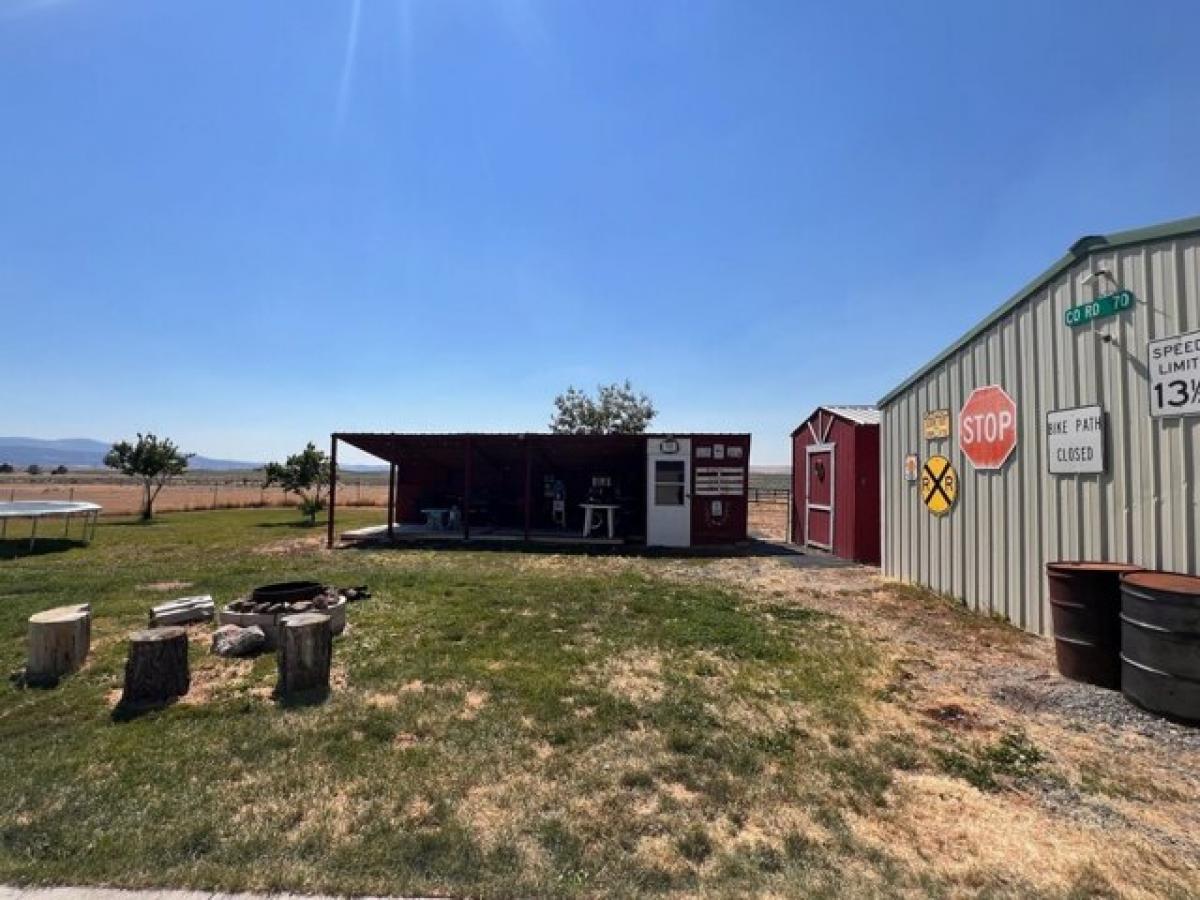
[959,385,1017,469]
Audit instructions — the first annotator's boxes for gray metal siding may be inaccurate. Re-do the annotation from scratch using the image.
[882,233,1200,635]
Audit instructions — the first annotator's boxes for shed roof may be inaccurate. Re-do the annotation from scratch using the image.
[333,432,751,467]
[878,213,1200,407]
[789,405,879,436]
[822,406,881,426]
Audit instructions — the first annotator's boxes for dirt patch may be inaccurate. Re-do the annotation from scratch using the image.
[364,691,399,709]
[181,657,256,705]
[393,732,421,750]
[459,688,489,720]
[748,500,788,541]
[923,702,981,731]
[137,580,194,592]
[254,534,329,557]
[594,651,664,704]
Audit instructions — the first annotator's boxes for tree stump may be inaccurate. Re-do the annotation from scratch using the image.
[276,612,332,699]
[120,626,190,707]
[27,604,92,685]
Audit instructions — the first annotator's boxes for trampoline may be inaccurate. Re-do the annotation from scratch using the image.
[0,501,102,550]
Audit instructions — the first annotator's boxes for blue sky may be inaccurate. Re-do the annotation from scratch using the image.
[2,0,1198,465]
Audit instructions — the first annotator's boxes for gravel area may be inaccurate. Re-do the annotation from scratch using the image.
[990,670,1200,750]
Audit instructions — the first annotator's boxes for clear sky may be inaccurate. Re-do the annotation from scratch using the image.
[3,0,1198,465]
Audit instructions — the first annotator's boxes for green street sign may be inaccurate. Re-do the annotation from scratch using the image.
[1064,289,1135,327]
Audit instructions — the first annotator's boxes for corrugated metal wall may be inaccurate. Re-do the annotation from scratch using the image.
[881,231,1200,635]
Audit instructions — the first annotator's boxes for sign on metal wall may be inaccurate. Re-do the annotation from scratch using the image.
[1148,329,1200,418]
[1046,406,1104,474]
[695,466,745,496]
[923,409,950,440]
[1064,289,1135,327]
[903,454,919,483]
[920,455,957,516]
[959,385,1018,470]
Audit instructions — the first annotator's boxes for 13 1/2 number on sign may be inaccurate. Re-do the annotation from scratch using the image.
[1148,329,1200,418]
[1153,378,1200,411]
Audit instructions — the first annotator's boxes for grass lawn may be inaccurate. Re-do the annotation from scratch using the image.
[2,509,1190,898]
[0,508,896,897]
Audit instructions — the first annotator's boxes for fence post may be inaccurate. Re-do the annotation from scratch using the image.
[786,490,794,544]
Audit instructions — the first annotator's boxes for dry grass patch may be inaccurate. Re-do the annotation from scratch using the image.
[595,650,665,705]
[137,580,194,592]
[6,510,1200,898]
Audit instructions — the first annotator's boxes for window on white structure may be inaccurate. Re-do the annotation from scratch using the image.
[654,460,686,505]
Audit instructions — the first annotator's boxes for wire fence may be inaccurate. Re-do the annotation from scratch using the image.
[747,487,791,504]
[1,479,794,540]
[0,480,390,516]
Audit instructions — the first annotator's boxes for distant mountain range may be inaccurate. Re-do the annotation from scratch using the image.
[1,436,783,474]
[0,437,260,471]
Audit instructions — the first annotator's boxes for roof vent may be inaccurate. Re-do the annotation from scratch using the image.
[1069,234,1108,258]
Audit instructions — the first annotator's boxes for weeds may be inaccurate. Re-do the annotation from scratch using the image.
[936,729,1044,792]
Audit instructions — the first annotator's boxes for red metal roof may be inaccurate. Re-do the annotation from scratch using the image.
[334,432,751,467]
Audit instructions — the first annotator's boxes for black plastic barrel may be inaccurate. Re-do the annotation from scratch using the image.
[1047,562,1142,689]
[1120,572,1200,723]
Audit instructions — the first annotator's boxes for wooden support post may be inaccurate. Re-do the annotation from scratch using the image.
[523,436,532,542]
[276,612,332,698]
[327,434,338,548]
[27,604,91,685]
[119,626,190,706]
[786,489,794,544]
[386,461,396,541]
[463,437,472,541]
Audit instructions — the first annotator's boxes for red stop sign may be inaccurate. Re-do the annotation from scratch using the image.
[959,385,1017,469]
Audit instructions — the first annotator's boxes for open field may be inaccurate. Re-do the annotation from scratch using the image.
[0,472,792,526]
[2,509,1198,898]
[0,474,390,516]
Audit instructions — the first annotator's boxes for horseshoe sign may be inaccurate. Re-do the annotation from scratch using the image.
[920,455,958,516]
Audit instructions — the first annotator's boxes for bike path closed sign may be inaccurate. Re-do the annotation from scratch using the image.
[1149,329,1200,418]
[1046,406,1104,474]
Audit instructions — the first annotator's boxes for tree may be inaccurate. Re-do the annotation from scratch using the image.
[263,442,332,525]
[549,380,657,435]
[26,464,42,476]
[0,463,12,474]
[51,465,69,476]
[104,433,192,521]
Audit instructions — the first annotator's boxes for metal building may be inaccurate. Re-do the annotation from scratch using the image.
[879,215,1200,635]
[790,406,881,564]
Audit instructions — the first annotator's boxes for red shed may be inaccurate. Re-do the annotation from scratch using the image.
[790,406,880,565]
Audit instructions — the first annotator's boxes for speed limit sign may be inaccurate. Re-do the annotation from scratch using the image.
[1148,329,1200,418]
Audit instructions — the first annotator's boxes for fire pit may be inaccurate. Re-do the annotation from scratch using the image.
[250,580,325,605]
[218,581,347,649]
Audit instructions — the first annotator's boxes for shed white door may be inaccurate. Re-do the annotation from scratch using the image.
[647,438,691,547]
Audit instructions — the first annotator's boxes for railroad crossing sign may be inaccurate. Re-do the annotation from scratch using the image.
[959,385,1018,470]
[920,455,957,516]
